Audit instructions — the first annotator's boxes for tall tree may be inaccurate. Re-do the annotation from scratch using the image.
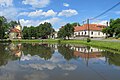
[58,23,74,39]
[71,22,80,27]
[37,22,54,39]
[0,16,7,39]
[8,21,18,28]
[22,26,29,39]
[102,18,120,38]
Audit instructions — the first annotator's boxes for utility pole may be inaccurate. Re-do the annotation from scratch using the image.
[106,22,108,38]
[87,19,90,38]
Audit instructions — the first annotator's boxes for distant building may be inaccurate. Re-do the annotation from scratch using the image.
[74,24,106,38]
[48,32,58,39]
[9,21,22,40]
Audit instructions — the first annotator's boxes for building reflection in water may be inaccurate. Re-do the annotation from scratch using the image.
[5,43,120,67]
[8,43,103,60]
[8,43,23,57]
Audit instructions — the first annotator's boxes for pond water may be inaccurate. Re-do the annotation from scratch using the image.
[0,43,120,80]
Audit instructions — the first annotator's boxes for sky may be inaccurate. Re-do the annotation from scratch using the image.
[0,0,120,30]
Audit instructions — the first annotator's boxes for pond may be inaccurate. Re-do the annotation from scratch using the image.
[0,43,120,80]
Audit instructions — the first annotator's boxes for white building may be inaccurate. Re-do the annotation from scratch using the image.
[74,24,106,38]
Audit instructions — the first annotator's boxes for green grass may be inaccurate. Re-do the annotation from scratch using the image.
[61,39,120,52]
[11,39,59,43]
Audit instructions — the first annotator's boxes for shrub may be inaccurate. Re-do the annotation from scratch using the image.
[115,34,120,39]
[87,38,91,43]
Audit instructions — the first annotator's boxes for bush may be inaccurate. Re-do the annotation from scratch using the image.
[87,38,91,43]
[58,39,61,43]
[115,34,120,39]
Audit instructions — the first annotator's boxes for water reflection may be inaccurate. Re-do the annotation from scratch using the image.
[0,43,120,67]
[0,43,120,80]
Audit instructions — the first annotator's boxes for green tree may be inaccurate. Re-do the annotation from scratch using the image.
[58,27,66,39]
[58,23,74,39]
[22,22,54,39]
[37,22,54,39]
[8,21,18,28]
[71,22,80,27]
[102,18,120,38]
[22,26,29,39]
[0,16,8,39]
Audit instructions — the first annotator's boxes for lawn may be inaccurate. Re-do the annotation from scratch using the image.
[11,39,120,52]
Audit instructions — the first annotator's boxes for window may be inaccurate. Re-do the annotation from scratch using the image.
[85,31,86,35]
[91,32,93,35]
[78,32,80,35]
[98,32,100,35]
[82,32,83,35]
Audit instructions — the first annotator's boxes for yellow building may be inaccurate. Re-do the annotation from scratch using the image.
[9,21,22,40]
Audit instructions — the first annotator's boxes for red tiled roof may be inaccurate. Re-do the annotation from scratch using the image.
[10,28,21,33]
[74,24,106,32]
[74,51,102,58]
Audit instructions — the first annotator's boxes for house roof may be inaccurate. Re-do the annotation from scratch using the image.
[74,24,106,32]
[10,28,21,33]
[74,51,103,58]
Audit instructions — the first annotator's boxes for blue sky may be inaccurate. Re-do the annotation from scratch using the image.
[0,0,120,30]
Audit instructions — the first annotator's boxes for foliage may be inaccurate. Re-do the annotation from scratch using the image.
[87,38,91,42]
[0,16,21,39]
[22,26,37,39]
[71,22,80,27]
[0,16,10,39]
[58,23,74,39]
[36,22,54,39]
[8,21,18,28]
[22,22,54,39]
[102,18,120,38]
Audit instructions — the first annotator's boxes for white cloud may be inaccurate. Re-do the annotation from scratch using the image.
[58,64,77,71]
[39,17,61,25]
[91,20,109,26]
[58,9,78,17]
[0,0,13,7]
[19,12,29,16]
[28,10,43,17]
[19,9,57,17]
[22,0,50,8]
[0,7,18,20]
[63,3,69,7]
[20,17,60,27]
[43,10,57,17]
[20,19,40,27]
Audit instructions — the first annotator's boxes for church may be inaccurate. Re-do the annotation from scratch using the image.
[9,21,22,40]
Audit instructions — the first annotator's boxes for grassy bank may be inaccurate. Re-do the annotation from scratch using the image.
[61,40,120,52]
[11,39,59,43]
[11,39,120,52]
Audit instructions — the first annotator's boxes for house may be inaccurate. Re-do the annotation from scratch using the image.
[9,21,22,40]
[74,24,106,38]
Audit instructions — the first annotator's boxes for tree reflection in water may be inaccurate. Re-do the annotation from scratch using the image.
[0,43,120,67]
[102,51,120,66]
[22,43,54,60]
[0,43,18,66]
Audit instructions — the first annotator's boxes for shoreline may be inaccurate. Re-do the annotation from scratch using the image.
[1,39,120,53]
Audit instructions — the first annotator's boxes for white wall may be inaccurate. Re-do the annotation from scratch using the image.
[74,30,106,38]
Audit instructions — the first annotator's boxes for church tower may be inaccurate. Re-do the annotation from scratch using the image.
[15,20,22,31]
